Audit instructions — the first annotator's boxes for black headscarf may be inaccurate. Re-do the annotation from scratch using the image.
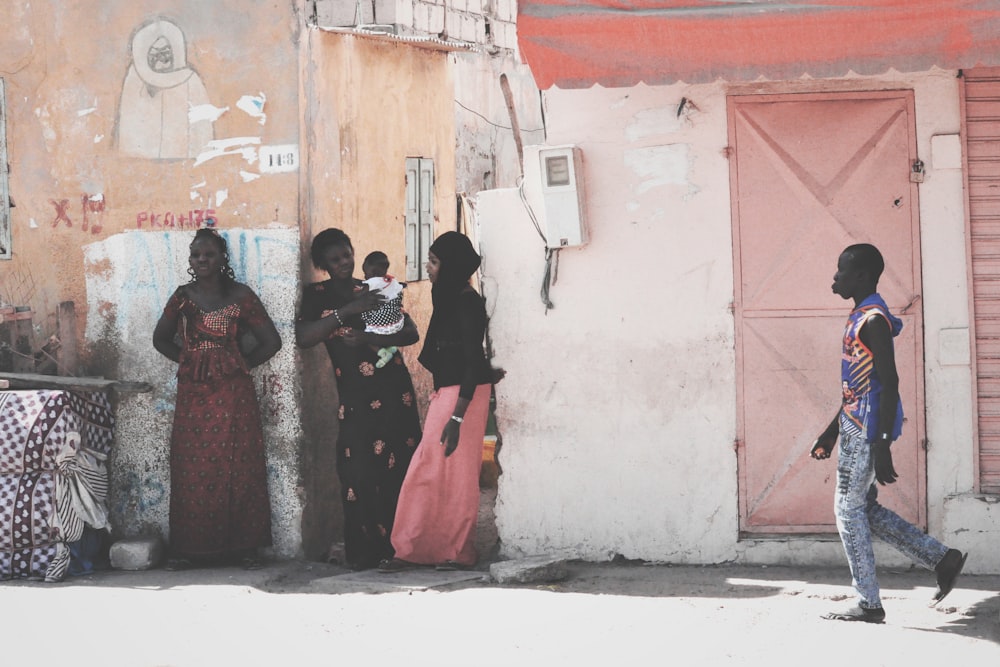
[419,232,482,370]
[429,231,481,314]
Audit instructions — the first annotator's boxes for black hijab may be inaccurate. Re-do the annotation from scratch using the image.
[429,231,481,314]
[419,232,482,367]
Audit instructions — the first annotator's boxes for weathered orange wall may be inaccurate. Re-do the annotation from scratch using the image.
[297,29,456,557]
[0,1,300,370]
[304,30,456,397]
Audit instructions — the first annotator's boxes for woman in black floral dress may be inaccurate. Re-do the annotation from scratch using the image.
[295,228,423,570]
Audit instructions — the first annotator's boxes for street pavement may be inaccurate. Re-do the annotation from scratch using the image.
[1,557,997,666]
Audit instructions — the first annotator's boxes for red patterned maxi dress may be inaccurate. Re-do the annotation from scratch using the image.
[162,288,273,558]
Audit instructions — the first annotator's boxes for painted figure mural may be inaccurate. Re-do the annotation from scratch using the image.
[116,18,213,159]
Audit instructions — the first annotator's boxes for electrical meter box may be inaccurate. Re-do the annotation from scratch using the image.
[523,144,588,248]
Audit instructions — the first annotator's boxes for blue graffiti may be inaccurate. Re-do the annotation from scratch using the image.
[110,229,298,332]
[111,469,167,520]
[113,231,181,335]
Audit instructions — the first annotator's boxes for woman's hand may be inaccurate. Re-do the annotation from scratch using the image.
[440,419,461,457]
[491,367,507,384]
[339,285,385,319]
[340,328,371,348]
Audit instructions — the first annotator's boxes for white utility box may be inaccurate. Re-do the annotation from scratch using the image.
[522,144,588,248]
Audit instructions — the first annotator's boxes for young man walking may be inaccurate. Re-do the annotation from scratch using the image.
[811,243,967,623]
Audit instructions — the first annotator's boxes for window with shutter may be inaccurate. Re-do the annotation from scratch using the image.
[404,157,434,281]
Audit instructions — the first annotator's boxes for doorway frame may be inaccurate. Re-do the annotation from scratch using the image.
[727,89,927,536]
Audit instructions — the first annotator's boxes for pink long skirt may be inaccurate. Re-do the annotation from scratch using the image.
[390,383,491,566]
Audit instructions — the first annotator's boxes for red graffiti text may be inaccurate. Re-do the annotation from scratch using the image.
[50,194,105,234]
[136,209,216,230]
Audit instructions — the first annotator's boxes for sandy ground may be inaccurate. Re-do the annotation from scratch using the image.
[2,486,997,666]
[1,557,998,667]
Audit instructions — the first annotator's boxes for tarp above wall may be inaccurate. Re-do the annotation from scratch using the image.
[518,0,1000,89]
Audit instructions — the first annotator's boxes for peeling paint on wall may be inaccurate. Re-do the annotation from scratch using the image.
[624,106,684,142]
[188,103,230,124]
[623,143,690,194]
[193,136,261,167]
[237,92,267,125]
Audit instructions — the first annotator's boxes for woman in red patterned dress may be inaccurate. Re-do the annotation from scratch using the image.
[153,228,281,570]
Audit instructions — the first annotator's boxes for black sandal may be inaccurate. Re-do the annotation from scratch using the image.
[377,558,413,573]
[241,556,263,571]
[933,549,968,604]
[434,561,466,571]
[164,558,192,571]
[821,605,886,624]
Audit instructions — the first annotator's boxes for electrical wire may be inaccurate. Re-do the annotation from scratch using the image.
[517,176,558,312]
[454,99,544,133]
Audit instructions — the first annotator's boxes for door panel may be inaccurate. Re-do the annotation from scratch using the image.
[730,91,926,534]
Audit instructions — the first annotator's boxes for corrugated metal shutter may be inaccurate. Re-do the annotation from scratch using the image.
[0,78,10,260]
[963,68,1000,493]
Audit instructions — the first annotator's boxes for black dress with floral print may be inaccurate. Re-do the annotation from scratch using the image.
[298,279,422,569]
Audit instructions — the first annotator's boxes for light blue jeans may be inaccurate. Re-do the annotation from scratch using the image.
[834,430,949,609]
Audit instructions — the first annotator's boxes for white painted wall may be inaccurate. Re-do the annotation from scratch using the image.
[83,227,303,557]
[477,69,1000,573]
[478,80,740,564]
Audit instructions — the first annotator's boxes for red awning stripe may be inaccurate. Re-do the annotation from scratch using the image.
[519,1,1000,89]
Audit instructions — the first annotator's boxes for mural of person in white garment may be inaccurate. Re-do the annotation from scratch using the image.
[116,17,213,159]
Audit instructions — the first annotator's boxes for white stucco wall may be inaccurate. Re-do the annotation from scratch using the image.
[478,69,1000,573]
[478,79,740,564]
[83,227,302,557]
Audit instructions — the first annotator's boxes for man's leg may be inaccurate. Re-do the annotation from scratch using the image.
[865,484,947,568]
[865,484,967,603]
[827,430,885,621]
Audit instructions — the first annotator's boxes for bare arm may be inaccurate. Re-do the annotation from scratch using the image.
[859,314,900,484]
[859,315,899,441]
[295,313,342,349]
[811,411,841,460]
[152,298,182,363]
[295,286,385,349]
[341,314,420,348]
[244,314,282,369]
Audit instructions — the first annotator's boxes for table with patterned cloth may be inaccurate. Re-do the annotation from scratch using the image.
[0,389,114,581]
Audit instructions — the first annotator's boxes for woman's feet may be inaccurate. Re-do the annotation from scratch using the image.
[241,556,264,571]
[434,560,467,571]
[377,558,416,573]
[164,557,193,571]
[164,550,266,571]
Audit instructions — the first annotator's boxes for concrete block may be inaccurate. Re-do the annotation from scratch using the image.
[446,10,461,38]
[490,555,569,584]
[109,537,164,571]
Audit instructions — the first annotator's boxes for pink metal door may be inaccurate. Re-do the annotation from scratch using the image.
[729,91,926,534]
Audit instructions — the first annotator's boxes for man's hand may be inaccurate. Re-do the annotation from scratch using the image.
[810,429,838,460]
[872,438,898,485]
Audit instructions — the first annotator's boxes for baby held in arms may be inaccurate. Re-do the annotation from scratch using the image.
[361,251,405,368]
